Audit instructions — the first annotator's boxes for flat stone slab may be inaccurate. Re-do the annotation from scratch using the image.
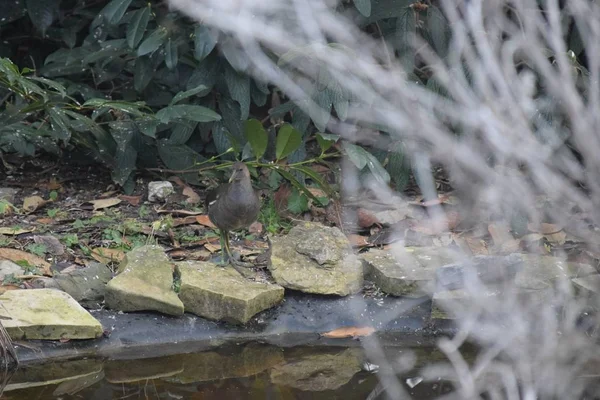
[0,289,103,340]
[178,261,284,324]
[361,247,463,297]
[105,245,184,316]
[54,262,112,309]
[269,222,363,296]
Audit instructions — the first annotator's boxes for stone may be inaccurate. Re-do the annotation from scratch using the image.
[270,348,363,391]
[178,261,284,324]
[435,253,524,291]
[269,222,363,296]
[105,245,184,316]
[29,277,62,290]
[572,274,600,295]
[516,255,596,290]
[54,262,112,309]
[167,343,283,383]
[0,187,18,204]
[0,289,103,340]
[148,181,174,202]
[361,247,462,297]
[0,260,25,282]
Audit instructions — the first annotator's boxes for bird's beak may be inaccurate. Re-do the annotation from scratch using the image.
[228,170,238,183]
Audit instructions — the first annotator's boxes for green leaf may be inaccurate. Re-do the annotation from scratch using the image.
[83,99,148,117]
[156,105,221,124]
[194,25,217,61]
[224,66,251,120]
[276,124,302,160]
[316,133,336,154]
[426,6,450,59]
[396,7,416,72]
[29,77,67,98]
[100,0,132,25]
[157,140,205,184]
[343,142,368,170]
[353,0,371,17]
[387,144,410,190]
[165,38,178,70]
[243,119,268,160]
[365,151,390,184]
[171,85,209,105]
[169,122,197,145]
[310,90,332,132]
[295,165,331,194]
[134,56,153,92]
[287,188,309,214]
[276,168,319,203]
[127,7,150,48]
[26,0,58,36]
[137,27,168,56]
[47,107,71,141]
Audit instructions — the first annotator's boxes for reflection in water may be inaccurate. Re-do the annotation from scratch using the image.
[2,343,458,399]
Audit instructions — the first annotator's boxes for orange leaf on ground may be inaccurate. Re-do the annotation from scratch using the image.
[196,215,216,228]
[35,218,55,225]
[527,222,563,235]
[86,197,122,211]
[90,248,126,264]
[347,234,370,247]
[274,185,292,212]
[249,221,263,234]
[204,243,221,253]
[173,216,199,227]
[23,196,47,213]
[0,248,51,276]
[357,208,380,228]
[487,223,514,246]
[183,186,201,205]
[322,326,376,338]
[119,195,142,206]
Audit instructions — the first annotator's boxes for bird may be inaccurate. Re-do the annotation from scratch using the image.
[206,162,261,265]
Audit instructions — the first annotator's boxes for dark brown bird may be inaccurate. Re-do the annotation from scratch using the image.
[206,162,260,264]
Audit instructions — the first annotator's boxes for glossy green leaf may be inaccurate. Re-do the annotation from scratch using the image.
[194,25,217,61]
[287,187,309,214]
[127,7,150,48]
[171,85,209,105]
[100,0,132,25]
[343,142,369,170]
[295,165,331,194]
[387,144,410,190]
[316,133,336,154]
[165,38,178,70]
[137,27,168,56]
[243,119,268,160]
[353,0,371,17]
[426,6,450,59]
[169,122,197,145]
[276,123,302,160]
[224,66,250,120]
[134,56,153,92]
[276,168,320,203]
[26,0,58,36]
[156,104,221,124]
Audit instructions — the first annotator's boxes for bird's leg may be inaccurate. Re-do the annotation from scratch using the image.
[218,229,233,265]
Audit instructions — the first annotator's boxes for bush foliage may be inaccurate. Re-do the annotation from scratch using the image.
[0,0,586,196]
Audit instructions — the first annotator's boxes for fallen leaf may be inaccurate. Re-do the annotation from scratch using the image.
[249,221,263,234]
[169,176,186,187]
[409,194,452,208]
[196,215,216,229]
[85,198,121,211]
[23,196,47,213]
[204,242,221,253]
[307,187,327,198]
[0,285,21,294]
[0,227,33,235]
[322,326,375,338]
[274,184,292,212]
[464,236,489,255]
[357,208,380,229]
[119,195,142,206]
[183,186,201,205]
[173,216,200,227]
[487,223,514,247]
[545,230,567,246]
[0,248,51,276]
[46,178,62,191]
[35,218,55,225]
[90,247,126,264]
[156,209,203,216]
[33,235,64,256]
[347,234,370,247]
[100,190,119,198]
[527,222,563,235]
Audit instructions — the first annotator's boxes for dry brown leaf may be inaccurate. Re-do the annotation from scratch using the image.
[204,242,221,253]
[183,186,201,205]
[86,197,122,211]
[173,216,200,227]
[357,208,380,228]
[545,230,567,246]
[196,215,216,229]
[249,221,263,234]
[307,187,327,198]
[90,247,126,264]
[35,218,55,225]
[157,209,203,216]
[0,248,51,276]
[0,285,21,294]
[322,326,375,338]
[0,227,33,235]
[169,176,186,187]
[33,235,64,256]
[487,223,514,247]
[464,236,489,255]
[119,195,142,206]
[46,178,62,191]
[23,196,48,213]
[409,194,452,207]
[274,184,292,212]
[347,234,370,247]
[527,222,563,235]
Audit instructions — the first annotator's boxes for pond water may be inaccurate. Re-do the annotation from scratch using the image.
[1,343,457,400]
